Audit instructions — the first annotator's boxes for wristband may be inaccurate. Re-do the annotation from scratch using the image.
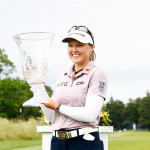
[55,104,61,113]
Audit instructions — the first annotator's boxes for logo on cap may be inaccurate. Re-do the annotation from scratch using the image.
[68,32,85,37]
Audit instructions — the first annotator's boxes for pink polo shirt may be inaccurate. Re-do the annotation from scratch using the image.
[51,61,108,130]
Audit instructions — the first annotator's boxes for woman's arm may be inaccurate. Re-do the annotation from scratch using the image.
[36,84,55,123]
[41,105,54,122]
[42,95,104,123]
[59,95,104,122]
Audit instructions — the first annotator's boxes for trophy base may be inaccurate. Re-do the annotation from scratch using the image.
[23,99,44,107]
[22,84,49,107]
[23,96,48,107]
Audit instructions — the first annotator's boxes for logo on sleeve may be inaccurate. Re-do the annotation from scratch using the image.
[98,82,105,91]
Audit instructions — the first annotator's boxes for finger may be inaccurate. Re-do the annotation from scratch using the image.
[41,103,47,106]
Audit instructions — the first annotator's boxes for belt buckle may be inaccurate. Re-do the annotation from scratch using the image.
[57,131,72,140]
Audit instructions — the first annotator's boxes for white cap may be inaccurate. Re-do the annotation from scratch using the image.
[62,30,95,47]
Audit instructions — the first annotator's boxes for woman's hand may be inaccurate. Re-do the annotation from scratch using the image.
[42,97,59,110]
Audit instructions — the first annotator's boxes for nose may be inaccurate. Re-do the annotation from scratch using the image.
[72,46,78,52]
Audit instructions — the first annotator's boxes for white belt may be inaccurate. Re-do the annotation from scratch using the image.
[52,127,98,140]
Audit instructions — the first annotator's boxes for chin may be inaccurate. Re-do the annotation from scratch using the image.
[71,59,81,64]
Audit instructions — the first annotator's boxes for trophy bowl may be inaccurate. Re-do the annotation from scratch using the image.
[13,32,55,107]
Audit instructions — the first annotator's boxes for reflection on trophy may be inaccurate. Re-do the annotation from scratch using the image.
[13,32,55,107]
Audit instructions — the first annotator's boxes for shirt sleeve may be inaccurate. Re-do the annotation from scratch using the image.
[87,69,108,100]
[59,95,104,123]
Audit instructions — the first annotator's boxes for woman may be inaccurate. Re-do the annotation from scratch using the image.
[41,26,108,150]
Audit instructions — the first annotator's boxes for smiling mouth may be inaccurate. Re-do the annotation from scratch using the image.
[72,54,80,57]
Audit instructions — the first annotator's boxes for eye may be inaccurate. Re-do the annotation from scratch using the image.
[68,44,73,47]
[77,44,82,47]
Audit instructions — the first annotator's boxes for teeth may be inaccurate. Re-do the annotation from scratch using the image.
[73,55,79,57]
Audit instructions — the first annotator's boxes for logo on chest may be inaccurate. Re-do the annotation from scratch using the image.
[57,82,68,86]
[76,81,84,85]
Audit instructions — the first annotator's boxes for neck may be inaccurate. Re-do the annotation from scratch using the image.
[73,67,83,75]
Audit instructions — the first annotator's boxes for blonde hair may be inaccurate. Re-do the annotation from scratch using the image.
[90,50,96,61]
[89,30,96,61]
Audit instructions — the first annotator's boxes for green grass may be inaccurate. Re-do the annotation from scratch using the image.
[109,130,150,150]
[0,138,42,150]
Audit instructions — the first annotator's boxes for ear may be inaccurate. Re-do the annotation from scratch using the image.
[90,44,94,51]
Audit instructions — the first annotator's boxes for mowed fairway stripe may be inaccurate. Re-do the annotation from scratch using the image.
[0,138,42,150]
[11,145,41,150]
[109,131,150,150]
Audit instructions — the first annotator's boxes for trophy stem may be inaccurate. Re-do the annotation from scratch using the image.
[23,84,49,107]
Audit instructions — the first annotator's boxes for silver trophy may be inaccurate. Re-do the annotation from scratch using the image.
[13,32,55,107]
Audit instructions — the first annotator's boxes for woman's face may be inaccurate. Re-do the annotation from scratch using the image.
[67,39,94,67]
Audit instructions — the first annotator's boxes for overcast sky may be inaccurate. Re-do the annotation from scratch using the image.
[0,0,150,103]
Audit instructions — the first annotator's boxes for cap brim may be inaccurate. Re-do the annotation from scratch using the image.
[62,30,94,47]
[62,37,87,44]
[62,37,72,43]
[62,35,90,44]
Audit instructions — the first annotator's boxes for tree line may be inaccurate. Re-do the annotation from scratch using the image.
[0,48,150,130]
[106,93,150,130]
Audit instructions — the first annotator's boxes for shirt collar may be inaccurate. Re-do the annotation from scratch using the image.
[64,61,95,77]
